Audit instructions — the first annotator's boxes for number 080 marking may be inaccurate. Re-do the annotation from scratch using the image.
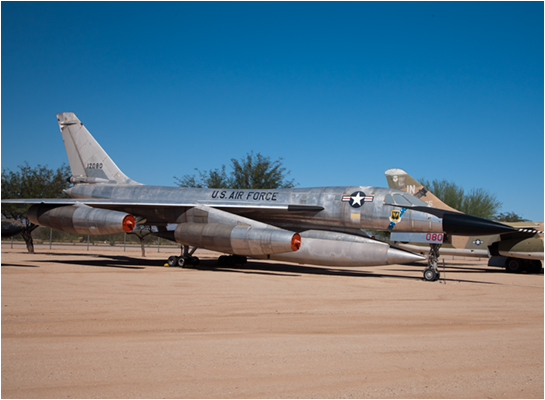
[425,233,443,242]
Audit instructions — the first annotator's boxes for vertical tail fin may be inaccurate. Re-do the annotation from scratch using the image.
[385,168,459,212]
[57,112,140,185]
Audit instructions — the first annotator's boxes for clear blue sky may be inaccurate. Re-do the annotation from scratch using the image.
[2,2,543,221]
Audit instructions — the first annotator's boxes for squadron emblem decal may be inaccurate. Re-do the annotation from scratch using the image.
[390,210,402,223]
[341,191,374,208]
[387,208,407,231]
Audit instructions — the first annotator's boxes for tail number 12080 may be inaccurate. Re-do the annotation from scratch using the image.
[87,163,103,169]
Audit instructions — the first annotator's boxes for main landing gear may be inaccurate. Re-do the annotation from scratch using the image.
[167,245,200,267]
[505,258,543,274]
[167,246,248,268]
[423,243,441,282]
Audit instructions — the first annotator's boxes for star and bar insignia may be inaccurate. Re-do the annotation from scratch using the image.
[341,191,374,208]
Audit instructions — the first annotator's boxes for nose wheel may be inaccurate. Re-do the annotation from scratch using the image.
[423,243,441,281]
[423,267,440,281]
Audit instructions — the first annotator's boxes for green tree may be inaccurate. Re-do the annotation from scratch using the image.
[128,225,155,257]
[494,212,529,222]
[1,162,71,253]
[419,178,502,220]
[175,152,296,189]
[175,165,230,188]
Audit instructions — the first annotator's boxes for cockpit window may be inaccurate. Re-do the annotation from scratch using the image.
[404,194,428,207]
[393,194,411,206]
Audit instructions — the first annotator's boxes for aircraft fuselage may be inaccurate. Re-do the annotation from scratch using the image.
[65,184,442,234]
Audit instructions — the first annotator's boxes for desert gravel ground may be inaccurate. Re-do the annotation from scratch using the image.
[2,244,543,398]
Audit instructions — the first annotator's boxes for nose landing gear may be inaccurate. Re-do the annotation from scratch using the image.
[423,243,441,281]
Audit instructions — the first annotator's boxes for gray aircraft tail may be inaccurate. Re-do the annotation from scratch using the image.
[56,112,140,185]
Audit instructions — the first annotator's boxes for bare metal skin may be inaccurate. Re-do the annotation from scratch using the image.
[2,113,516,273]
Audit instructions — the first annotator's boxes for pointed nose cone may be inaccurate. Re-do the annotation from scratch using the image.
[442,212,515,236]
[387,247,426,264]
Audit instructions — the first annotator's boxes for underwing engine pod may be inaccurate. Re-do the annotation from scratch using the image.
[27,204,136,235]
[174,223,301,256]
[257,230,426,266]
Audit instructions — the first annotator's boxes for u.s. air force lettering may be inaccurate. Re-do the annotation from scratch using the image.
[211,190,279,201]
[341,191,374,208]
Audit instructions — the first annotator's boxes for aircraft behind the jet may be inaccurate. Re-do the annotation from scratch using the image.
[385,168,543,274]
[1,219,24,238]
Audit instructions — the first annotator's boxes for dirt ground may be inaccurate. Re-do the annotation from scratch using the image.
[2,245,543,399]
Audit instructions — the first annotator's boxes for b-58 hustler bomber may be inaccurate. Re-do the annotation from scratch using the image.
[2,113,515,280]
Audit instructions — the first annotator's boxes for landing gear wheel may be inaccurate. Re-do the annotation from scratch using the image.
[423,243,442,282]
[167,256,179,267]
[423,268,439,282]
[174,256,200,268]
[505,258,523,273]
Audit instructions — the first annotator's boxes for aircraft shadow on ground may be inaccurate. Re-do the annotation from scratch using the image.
[1,263,40,268]
[31,253,148,269]
[11,252,422,280]
[390,264,543,276]
[184,260,504,284]
[10,252,515,284]
[192,259,395,279]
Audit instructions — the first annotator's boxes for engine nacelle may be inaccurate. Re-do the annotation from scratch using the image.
[255,230,425,266]
[174,223,301,256]
[27,204,136,235]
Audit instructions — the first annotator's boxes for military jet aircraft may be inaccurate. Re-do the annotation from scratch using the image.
[385,168,543,274]
[2,113,516,280]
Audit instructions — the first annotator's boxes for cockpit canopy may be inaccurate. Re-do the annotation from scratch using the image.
[384,193,429,207]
